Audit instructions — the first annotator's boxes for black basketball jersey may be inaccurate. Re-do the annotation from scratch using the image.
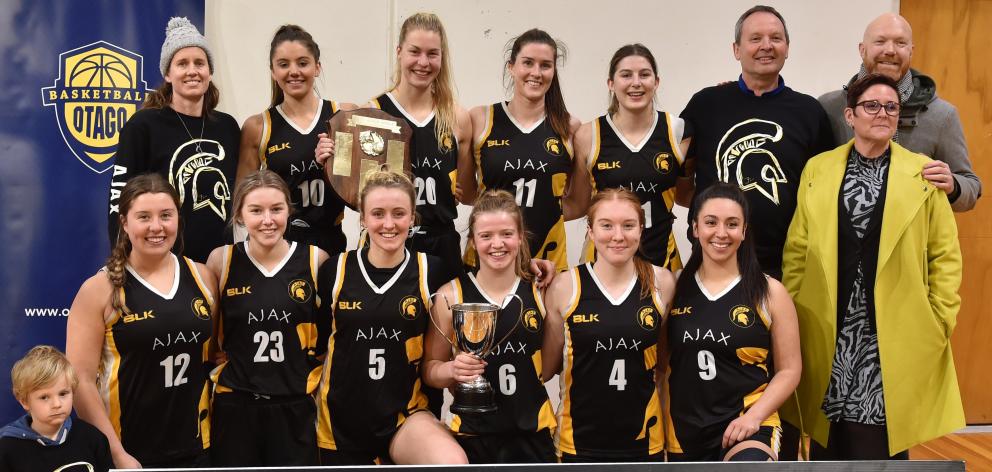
[475,102,571,270]
[664,274,777,455]
[212,241,323,396]
[557,263,665,458]
[260,99,347,254]
[589,111,683,269]
[447,273,556,436]
[100,255,213,464]
[373,93,458,233]
[315,249,431,452]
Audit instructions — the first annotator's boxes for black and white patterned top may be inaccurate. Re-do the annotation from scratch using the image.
[822,147,890,425]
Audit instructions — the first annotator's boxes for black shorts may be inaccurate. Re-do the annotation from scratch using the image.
[319,447,386,466]
[407,226,465,283]
[285,224,347,255]
[457,429,557,464]
[141,450,209,468]
[560,450,664,463]
[667,425,781,462]
[210,390,318,466]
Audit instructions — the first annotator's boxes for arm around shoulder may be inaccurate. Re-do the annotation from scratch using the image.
[540,269,573,382]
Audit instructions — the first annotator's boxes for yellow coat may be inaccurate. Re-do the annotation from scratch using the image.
[781,141,963,455]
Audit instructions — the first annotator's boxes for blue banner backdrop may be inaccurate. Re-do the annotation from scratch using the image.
[0,0,205,421]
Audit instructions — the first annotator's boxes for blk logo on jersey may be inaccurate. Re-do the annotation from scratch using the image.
[637,306,658,331]
[597,161,621,170]
[226,286,252,297]
[729,305,755,328]
[670,306,692,316]
[544,137,562,156]
[487,139,510,148]
[522,308,541,332]
[716,119,787,205]
[123,310,154,324]
[41,41,150,173]
[268,142,291,154]
[399,296,420,320]
[288,279,313,303]
[190,298,211,320]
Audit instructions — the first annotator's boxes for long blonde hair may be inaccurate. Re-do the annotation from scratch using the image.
[391,12,456,151]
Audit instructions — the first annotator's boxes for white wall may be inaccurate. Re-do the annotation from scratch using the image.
[207,0,896,262]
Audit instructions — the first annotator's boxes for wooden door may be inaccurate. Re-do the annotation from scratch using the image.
[901,0,992,424]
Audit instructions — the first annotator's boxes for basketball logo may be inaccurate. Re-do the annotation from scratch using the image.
[637,306,658,331]
[729,305,755,328]
[42,41,150,173]
[522,308,541,332]
[544,137,562,156]
[399,296,420,320]
[654,152,672,174]
[288,279,313,303]
[190,297,211,320]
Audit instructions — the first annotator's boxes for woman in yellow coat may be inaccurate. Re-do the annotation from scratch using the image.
[781,74,962,459]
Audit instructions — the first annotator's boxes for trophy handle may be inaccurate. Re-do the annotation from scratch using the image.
[492,293,525,348]
[427,291,458,350]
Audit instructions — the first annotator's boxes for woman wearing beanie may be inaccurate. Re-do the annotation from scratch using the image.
[107,16,240,264]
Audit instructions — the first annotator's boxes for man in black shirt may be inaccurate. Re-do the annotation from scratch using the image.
[680,5,834,280]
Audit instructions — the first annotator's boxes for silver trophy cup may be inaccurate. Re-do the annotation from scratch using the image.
[432,294,522,414]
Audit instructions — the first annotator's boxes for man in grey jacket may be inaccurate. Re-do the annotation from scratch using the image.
[819,13,981,212]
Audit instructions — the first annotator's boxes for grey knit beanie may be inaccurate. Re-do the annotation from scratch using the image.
[159,17,214,77]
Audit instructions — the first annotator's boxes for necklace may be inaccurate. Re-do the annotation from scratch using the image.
[173,107,205,153]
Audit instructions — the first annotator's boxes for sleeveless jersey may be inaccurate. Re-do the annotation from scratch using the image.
[99,255,213,464]
[212,241,323,396]
[475,102,572,270]
[557,263,665,458]
[373,93,458,233]
[447,273,556,436]
[664,274,777,455]
[260,99,347,254]
[316,249,431,451]
[588,111,684,270]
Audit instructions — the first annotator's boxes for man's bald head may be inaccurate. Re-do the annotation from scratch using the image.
[859,13,914,81]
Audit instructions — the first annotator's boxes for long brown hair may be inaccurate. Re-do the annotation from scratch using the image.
[467,190,533,281]
[391,13,456,151]
[587,188,655,298]
[506,28,572,140]
[268,24,321,108]
[106,174,183,312]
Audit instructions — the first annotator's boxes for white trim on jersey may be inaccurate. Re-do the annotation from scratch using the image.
[243,240,297,278]
[384,92,435,128]
[668,113,687,164]
[357,248,411,294]
[605,111,658,153]
[187,259,215,305]
[276,99,325,135]
[126,253,181,300]
[467,272,521,308]
[694,272,742,302]
[584,262,637,306]
[501,101,545,134]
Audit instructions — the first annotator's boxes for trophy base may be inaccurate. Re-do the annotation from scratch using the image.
[451,383,498,415]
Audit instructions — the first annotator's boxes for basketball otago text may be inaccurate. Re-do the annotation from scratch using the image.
[42,41,150,173]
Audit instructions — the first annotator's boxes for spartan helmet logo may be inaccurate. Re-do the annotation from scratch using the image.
[169,139,230,220]
[288,279,312,303]
[637,306,657,330]
[190,297,211,320]
[729,305,755,328]
[399,296,419,320]
[440,133,454,152]
[654,152,672,174]
[544,137,562,156]
[522,308,541,332]
[715,119,788,205]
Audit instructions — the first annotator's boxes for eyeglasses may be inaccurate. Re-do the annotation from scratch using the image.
[856,100,901,116]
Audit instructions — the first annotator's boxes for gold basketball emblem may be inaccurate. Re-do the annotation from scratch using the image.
[288,279,312,303]
[399,296,419,320]
[729,305,755,328]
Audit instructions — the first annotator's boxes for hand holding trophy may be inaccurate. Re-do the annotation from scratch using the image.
[431,294,522,414]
